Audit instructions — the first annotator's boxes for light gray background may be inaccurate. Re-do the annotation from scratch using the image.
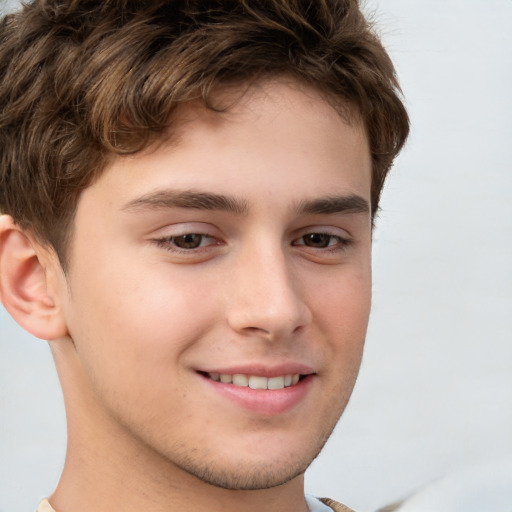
[1,1,511,511]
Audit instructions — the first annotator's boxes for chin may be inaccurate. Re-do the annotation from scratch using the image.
[169,427,334,491]
[177,456,310,490]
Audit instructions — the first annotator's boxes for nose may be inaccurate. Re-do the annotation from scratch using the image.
[225,246,312,341]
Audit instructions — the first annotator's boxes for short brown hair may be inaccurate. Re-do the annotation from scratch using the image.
[0,0,409,268]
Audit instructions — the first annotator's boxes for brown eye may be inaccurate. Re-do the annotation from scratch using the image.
[154,232,219,254]
[301,233,334,248]
[172,234,204,249]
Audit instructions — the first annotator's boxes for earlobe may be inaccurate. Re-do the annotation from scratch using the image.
[0,215,68,340]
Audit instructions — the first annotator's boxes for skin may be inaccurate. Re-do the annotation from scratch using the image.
[0,79,372,512]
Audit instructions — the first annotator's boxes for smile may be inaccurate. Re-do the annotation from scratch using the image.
[199,369,314,415]
[206,373,301,390]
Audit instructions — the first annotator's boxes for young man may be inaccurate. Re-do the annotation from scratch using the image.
[0,1,408,511]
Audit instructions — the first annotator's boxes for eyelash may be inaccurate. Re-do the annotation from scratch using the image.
[292,233,352,252]
[153,232,352,254]
[153,233,218,253]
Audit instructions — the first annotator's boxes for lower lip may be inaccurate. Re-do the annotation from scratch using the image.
[199,374,314,416]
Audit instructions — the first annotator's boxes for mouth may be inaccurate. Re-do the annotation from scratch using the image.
[197,368,315,415]
[201,372,304,390]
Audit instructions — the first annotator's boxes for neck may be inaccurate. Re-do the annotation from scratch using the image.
[52,433,308,512]
[50,339,309,512]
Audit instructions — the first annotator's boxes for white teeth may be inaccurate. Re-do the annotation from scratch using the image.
[249,375,268,389]
[207,372,301,389]
[232,374,248,387]
[268,376,285,390]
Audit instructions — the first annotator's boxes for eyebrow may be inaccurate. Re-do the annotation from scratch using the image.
[122,189,369,217]
[122,189,249,215]
[294,194,370,216]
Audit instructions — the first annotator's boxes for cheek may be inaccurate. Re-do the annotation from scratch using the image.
[64,250,222,386]
[315,262,371,324]
[313,267,371,362]
[62,269,201,421]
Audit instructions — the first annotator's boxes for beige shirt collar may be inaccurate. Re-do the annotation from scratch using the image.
[37,499,56,512]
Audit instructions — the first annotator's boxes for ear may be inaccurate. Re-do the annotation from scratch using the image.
[0,215,68,340]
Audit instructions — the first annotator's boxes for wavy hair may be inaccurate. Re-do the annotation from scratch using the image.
[0,0,409,267]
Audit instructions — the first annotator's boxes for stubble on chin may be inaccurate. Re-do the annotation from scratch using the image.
[164,410,344,491]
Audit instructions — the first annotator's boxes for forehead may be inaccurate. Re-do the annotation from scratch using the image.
[170,78,365,153]
[78,79,371,216]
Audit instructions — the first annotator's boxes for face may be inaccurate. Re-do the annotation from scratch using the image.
[57,80,372,490]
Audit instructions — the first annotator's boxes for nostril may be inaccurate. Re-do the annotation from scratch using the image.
[245,326,270,334]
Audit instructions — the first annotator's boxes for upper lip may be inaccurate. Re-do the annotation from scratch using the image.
[196,362,316,378]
